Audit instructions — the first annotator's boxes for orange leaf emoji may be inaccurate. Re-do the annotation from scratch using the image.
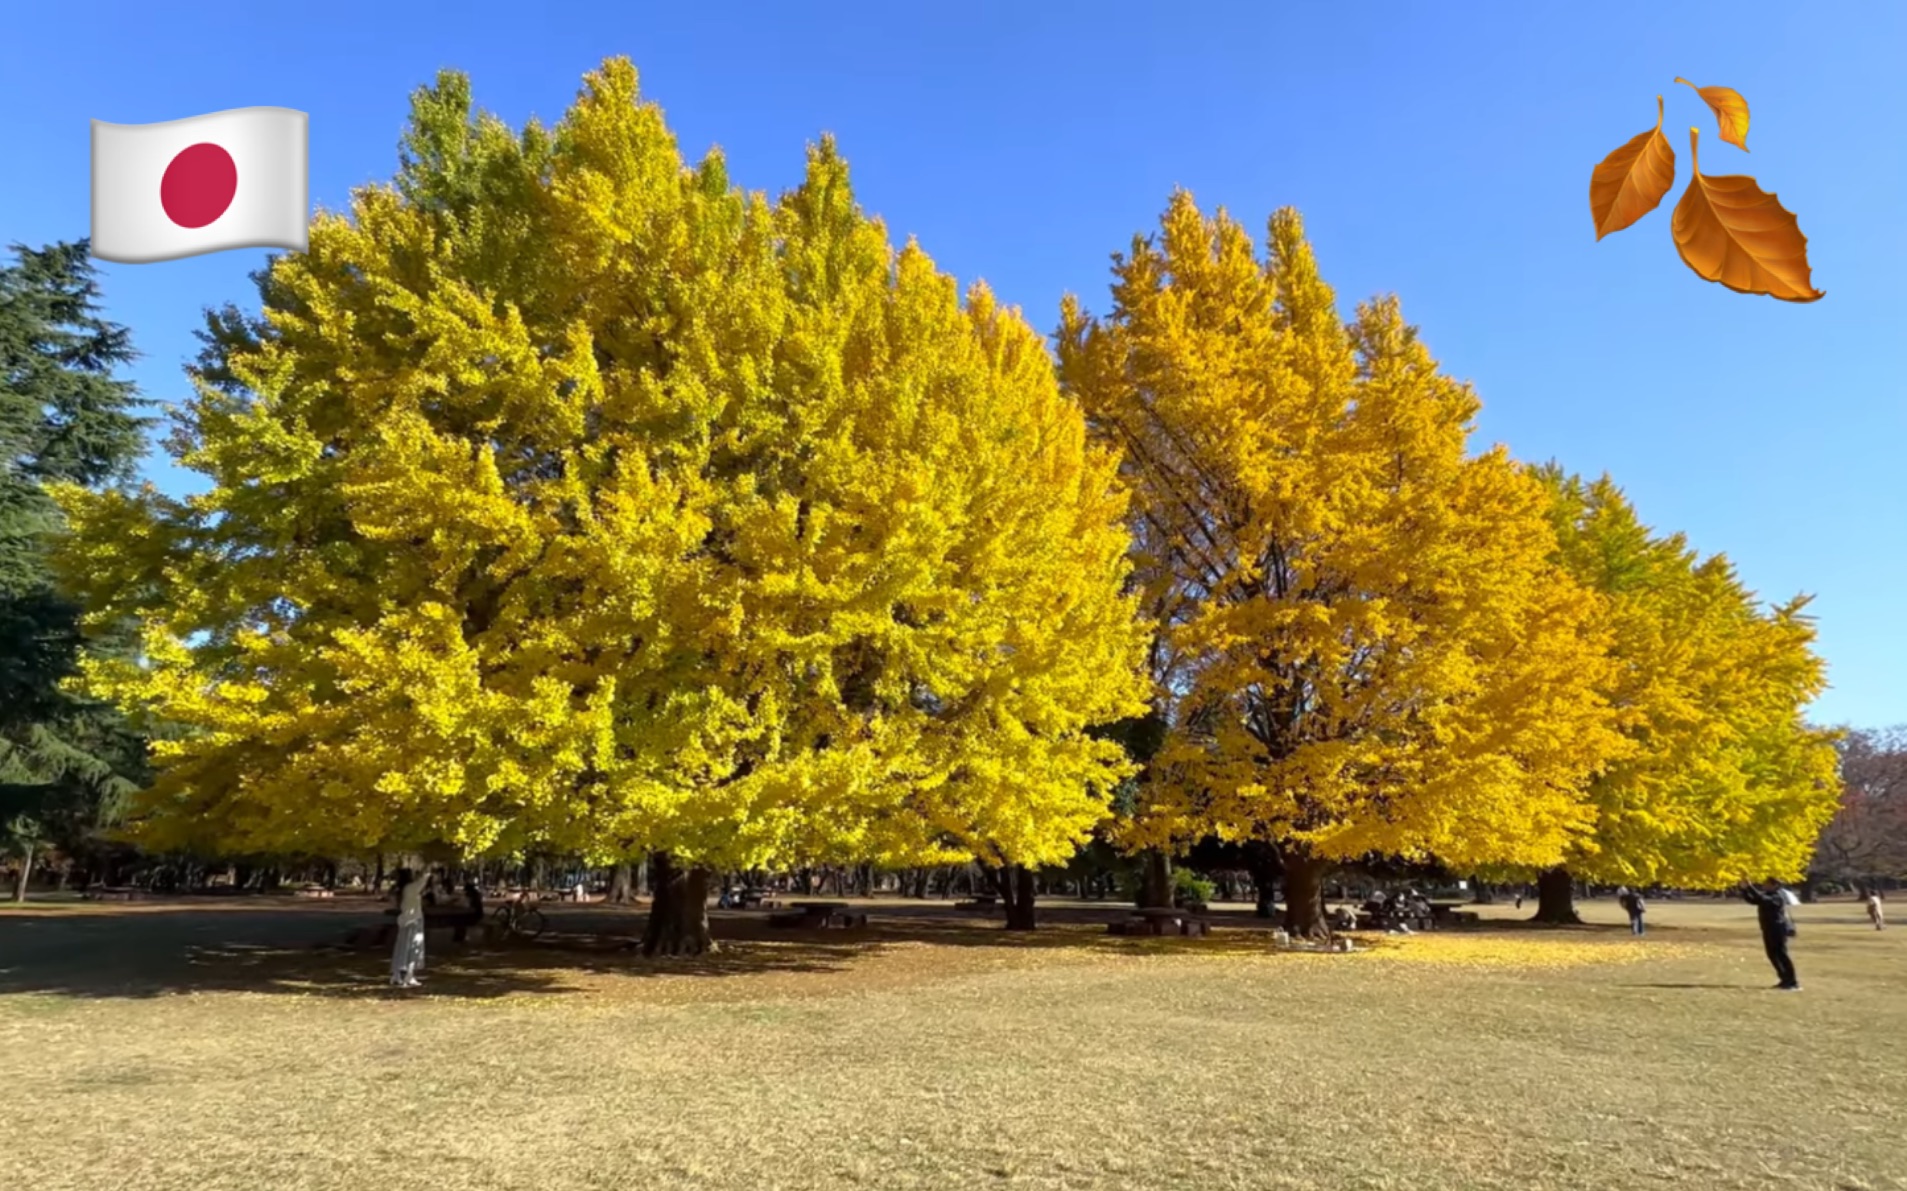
[1674,77,1750,151]
[1670,127,1823,302]
[1590,94,1676,240]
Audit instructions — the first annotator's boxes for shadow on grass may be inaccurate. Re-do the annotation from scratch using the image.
[0,899,1632,1003]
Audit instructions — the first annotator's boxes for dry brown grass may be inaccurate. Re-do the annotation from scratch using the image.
[3,896,1903,1190]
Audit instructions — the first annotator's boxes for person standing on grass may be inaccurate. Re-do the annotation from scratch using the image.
[1740,880,1800,991]
[1617,886,1647,936]
[390,868,429,988]
[1865,889,1885,931]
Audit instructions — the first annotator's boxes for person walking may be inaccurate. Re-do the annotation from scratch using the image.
[390,867,429,988]
[1740,879,1800,991]
[1865,889,1885,931]
[1618,886,1647,936]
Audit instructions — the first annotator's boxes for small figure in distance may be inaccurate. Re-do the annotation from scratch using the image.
[1864,888,1885,932]
[389,867,429,989]
[1739,878,1800,992]
[1617,886,1647,937]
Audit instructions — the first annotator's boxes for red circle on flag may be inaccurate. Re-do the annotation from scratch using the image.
[160,143,238,228]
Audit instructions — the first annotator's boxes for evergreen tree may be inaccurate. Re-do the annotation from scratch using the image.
[0,241,150,896]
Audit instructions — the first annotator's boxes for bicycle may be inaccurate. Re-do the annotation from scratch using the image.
[490,890,548,940]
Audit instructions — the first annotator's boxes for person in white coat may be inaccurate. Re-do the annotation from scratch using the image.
[390,868,429,988]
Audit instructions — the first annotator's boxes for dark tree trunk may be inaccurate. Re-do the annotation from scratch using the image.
[1137,849,1173,909]
[1004,865,1038,931]
[1279,848,1331,939]
[640,852,714,956]
[372,853,386,893]
[1244,841,1282,919]
[1531,866,1581,924]
[996,864,1017,912]
[1798,875,1819,904]
[607,863,635,904]
[11,848,31,903]
[1470,878,1496,905]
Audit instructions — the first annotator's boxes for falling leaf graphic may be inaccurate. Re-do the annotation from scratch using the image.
[1671,127,1823,302]
[1590,94,1676,239]
[1674,77,1751,151]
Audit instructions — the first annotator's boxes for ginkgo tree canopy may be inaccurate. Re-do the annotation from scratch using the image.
[1536,469,1841,888]
[53,59,1151,870]
[1058,193,1627,887]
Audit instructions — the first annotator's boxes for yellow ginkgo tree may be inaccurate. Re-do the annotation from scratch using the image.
[1524,469,1842,921]
[1058,193,1626,937]
[52,59,1149,953]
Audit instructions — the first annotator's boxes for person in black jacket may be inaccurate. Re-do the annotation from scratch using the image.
[1740,880,1800,991]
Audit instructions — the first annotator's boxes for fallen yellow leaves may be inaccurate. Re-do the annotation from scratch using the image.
[1340,933,1711,971]
[1591,78,1821,301]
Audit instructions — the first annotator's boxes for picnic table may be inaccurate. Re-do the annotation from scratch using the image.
[379,904,485,942]
[1108,906,1210,938]
[1427,902,1478,928]
[728,889,782,909]
[768,901,867,930]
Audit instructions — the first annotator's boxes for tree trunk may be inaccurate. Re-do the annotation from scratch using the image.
[1279,848,1331,939]
[1531,866,1581,924]
[1244,841,1282,919]
[1798,875,1819,904]
[1137,848,1173,909]
[12,847,32,903]
[1470,878,1496,905]
[372,853,386,893]
[639,852,714,956]
[996,864,1017,912]
[1004,865,1038,931]
[607,863,635,904]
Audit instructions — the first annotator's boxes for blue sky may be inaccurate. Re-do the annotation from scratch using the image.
[4,1,1902,727]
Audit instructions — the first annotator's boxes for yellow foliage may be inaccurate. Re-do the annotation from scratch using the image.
[1058,194,1625,874]
[51,59,1149,867]
[1537,471,1843,887]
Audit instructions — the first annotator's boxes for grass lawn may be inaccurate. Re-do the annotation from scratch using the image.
[2,895,1903,1190]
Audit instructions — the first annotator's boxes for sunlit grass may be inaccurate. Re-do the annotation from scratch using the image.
[2,897,1902,1190]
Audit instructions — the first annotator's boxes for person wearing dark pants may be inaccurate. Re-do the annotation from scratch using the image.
[1618,886,1647,936]
[1740,880,1799,991]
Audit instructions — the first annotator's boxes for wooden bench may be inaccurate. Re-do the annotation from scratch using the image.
[372,906,485,944]
[767,901,867,930]
[1108,907,1210,938]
